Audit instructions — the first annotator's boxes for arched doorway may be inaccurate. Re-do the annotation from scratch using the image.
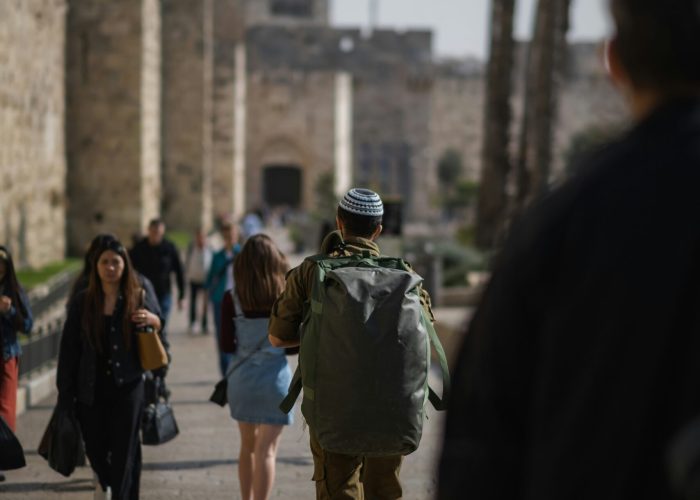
[263,165,303,208]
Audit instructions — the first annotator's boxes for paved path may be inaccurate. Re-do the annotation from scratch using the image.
[1,233,446,499]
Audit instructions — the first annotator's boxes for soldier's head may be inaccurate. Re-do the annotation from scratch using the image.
[606,0,700,116]
[336,188,384,241]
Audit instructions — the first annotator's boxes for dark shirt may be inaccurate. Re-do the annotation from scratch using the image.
[57,289,161,407]
[129,238,185,301]
[67,273,169,355]
[439,99,700,499]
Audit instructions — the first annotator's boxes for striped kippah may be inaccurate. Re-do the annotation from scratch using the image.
[339,188,384,217]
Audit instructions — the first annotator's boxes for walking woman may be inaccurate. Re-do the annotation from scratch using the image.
[0,246,33,482]
[220,234,292,500]
[57,236,162,499]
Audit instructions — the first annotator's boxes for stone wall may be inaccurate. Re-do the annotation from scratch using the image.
[429,43,626,193]
[66,0,162,253]
[0,0,67,267]
[430,70,484,185]
[211,0,242,219]
[245,26,435,220]
[246,69,336,212]
[161,0,214,232]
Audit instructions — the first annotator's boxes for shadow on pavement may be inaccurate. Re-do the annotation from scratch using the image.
[142,456,312,471]
[169,399,219,406]
[168,380,216,388]
[278,456,313,467]
[0,478,92,493]
[143,459,236,471]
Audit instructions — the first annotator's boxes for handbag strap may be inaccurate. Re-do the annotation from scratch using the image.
[230,286,244,318]
[221,331,269,381]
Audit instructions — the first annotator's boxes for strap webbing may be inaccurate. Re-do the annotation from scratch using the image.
[424,315,451,411]
[279,366,302,414]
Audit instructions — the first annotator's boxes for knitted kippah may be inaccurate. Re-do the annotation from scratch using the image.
[339,188,384,217]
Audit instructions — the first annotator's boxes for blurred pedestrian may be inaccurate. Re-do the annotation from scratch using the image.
[220,234,292,500]
[439,1,700,498]
[57,237,163,499]
[129,219,184,323]
[185,228,212,335]
[206,222,241,376]
[241,211,264,241]
[0,246,33,483]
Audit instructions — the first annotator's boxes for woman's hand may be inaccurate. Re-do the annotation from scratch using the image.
[0,295,12,314]
[132,308,161,331]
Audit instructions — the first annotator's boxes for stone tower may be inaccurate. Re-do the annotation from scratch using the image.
[161,0,215,233]
[66,0,162,253]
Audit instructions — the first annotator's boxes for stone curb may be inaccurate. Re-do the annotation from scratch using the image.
[16,366,57,418]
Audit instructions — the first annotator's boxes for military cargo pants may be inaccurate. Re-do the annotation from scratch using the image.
[310,432,403,500]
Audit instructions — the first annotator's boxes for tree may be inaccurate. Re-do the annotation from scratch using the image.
[515,0,572,209]
[475,0,517,250]
[437,149,464,194]
[313,171,337,221]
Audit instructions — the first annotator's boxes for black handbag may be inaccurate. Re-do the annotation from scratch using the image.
[37,406,85,476]
[142,377,179,446]
[0,415,26,470]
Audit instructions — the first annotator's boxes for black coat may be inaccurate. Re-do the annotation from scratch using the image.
[439,99,700,500]
[129,238,185,301]
[57,288,162,407]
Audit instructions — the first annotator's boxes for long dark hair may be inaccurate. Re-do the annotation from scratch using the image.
[68,233,117,305]
[233,234,288,311]
[0,246,28,331]
[82,237,141,352]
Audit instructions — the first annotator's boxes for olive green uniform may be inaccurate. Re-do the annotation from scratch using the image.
[269,231,434,500]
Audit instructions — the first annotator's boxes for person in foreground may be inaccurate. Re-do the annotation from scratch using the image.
[0,246,33,483]
[269,188,436,499]
[220,234,293,500]
[439,1,700,499]
[57,237,162,500]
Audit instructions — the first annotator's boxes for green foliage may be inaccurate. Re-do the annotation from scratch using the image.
[456,224,476,247]
[167,230,191,251]
[314,172,338,221]
[16,258,81,290]
[437,149,464,191]
[446,180,480,211]
[434,240,487,287]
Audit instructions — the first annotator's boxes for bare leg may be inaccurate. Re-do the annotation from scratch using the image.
[253,424,284,500]
[238,422,258,500]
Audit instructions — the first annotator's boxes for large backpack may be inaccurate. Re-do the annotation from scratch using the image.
[279,252,450,456]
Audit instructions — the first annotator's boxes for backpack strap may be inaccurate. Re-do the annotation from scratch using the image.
[279,366,302,414]
[423,313,451,411]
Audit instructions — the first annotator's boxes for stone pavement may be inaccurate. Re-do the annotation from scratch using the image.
[1,250,447,500]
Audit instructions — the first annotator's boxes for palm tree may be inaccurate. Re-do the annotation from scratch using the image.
[475,0,517,250]
[515,0,571,208]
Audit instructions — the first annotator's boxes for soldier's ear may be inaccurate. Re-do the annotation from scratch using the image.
[371,224,383,241]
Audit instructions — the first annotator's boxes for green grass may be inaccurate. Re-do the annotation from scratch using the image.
[168,231,191,251]
[16,258,81,290]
